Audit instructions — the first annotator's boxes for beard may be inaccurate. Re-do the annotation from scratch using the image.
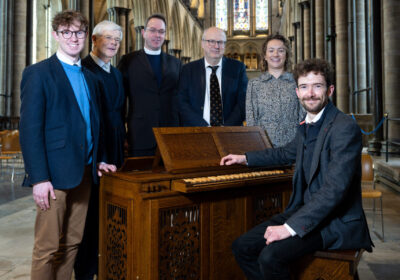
[300,97,329,114]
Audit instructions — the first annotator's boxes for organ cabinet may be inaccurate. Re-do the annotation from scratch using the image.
[99,127,293,279]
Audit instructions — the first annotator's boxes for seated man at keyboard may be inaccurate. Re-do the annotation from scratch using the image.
[220,58,372,280]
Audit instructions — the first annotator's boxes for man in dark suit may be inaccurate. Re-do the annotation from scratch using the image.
[19,10,116,280]
[75,20,125,280]
[220,58,372,280]
[118,13,181,156]
[178,27,248,126]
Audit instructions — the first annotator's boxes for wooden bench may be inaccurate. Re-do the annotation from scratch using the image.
[291,249,364,280]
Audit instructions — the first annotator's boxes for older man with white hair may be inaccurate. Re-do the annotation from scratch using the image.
[75,20,126,280]
[178,27,248,126]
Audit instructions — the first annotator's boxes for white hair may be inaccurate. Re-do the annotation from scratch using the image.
[92,20,123,40]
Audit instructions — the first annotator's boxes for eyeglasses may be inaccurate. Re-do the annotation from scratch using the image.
[57,30,87,39]
[101,35,121,43]
[202,39,226,46]
[146,28,166,35]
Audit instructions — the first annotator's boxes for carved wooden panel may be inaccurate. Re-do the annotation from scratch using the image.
[254,192,283,225]
[159,205,201,279]
[105,202,128,280]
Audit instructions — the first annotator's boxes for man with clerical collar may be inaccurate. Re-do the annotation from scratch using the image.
[178,27,248,127]
[74,20,126,280]
[19,10,116,280]
[118,13,182,157]
[220,58,373,280]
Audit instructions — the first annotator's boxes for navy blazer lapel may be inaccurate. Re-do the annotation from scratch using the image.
[82,67,100,125]
[221,57,228,103]
[49,55,84,121]
[308,102,337,183]
[199,59,206,104]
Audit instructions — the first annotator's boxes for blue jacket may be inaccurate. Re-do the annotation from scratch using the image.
[19,54,104,189]
[246,102,373,251]
[178,57,248,126]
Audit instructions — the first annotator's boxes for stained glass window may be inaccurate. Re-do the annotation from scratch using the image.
[256,0,268,30]
[233,0,250,31]
[215,0,228,30]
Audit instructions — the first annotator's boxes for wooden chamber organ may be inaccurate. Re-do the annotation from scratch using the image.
[99,127,293,280]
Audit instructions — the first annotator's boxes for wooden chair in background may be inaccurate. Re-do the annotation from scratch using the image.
[361,153,384,241]
[0,130,23,182]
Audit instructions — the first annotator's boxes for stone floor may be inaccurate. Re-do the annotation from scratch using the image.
[0,161,399,279]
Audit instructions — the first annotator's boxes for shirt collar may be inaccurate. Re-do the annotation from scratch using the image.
[261,71,294,82]
[305,106,326,124]
[204,58,222,70]
[90,52,111,73]
[56,50,81,67]
[144,47,161,55]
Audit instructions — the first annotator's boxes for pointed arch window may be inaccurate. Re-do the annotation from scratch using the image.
[233,0,250,31]
[216,0,228,30]
[256,0,268,30]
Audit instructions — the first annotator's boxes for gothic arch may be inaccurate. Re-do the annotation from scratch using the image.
[242,41,260,69]
[93,0,107,24]
[155,0,170,40]
[168,1,182,51]
[225,42,241,54]
[181,15,191,58]
[132,0,148,27]
[192,26,202,60]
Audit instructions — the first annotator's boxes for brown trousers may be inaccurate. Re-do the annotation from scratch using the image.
[31,167,92,280]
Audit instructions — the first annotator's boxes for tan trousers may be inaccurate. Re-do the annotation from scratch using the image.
[31,167,92,280]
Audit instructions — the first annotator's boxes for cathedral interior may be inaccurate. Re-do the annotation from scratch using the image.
[0,0,399,279]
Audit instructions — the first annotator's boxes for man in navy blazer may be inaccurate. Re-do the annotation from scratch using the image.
[221,58,372,279]
[118,13,181,156]
[19,10,115,280]
[178,27,248,126]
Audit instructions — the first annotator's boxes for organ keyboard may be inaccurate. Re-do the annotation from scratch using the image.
[99,126,293,280]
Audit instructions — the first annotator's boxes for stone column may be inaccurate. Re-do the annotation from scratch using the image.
[162,39,169,54]
[292,22,300,63]
[383,0,400,141]
[135,26,144,50]
[181,56,191,64]
[302,2,311,59]
[335,0,349,112]
[315,0,324,58]
[12,0,26,116]
[80,0,90,57]
[297,21,303,62]
[170,49,181,59]
[0,0,14,117]
[108,7,131,65]
[356,0,367,113]
[0,0,8,116]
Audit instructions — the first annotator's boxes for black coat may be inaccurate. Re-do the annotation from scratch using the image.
[118,50,181,155]
[82,55,125,167]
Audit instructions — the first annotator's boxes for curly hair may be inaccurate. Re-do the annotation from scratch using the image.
[261,34,291,71]
[52,10,88,32]
[293,58,335,86]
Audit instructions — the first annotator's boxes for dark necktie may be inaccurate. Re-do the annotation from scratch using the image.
[209,66,223,126]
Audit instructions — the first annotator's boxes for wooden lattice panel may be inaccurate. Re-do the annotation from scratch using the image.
[254,192,283,225]
[106,203,128,280]
[159,205,201,279]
